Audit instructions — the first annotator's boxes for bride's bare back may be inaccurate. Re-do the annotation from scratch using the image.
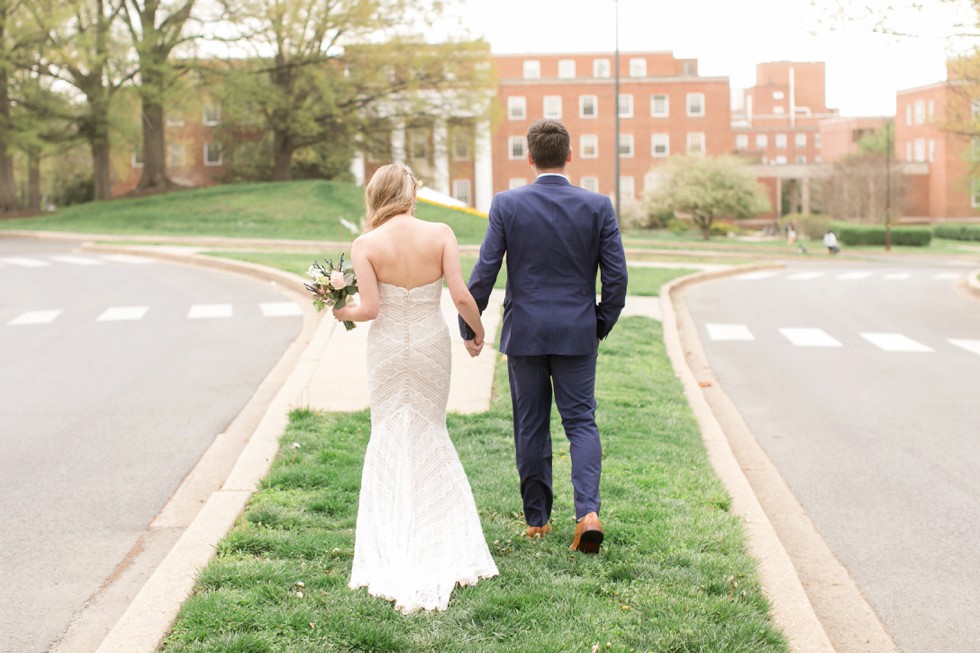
[358,216,448,290]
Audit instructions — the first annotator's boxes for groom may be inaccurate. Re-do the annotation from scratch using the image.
[461,119,628,554]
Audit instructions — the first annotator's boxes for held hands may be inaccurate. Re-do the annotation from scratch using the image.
[464,336,484,358]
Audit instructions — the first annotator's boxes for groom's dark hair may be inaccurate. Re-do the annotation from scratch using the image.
[527,119,570,170]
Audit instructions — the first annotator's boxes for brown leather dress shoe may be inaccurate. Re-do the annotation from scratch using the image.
[569,512,604,554]
[526,523,551,538]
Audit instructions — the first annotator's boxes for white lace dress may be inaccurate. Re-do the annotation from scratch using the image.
[348,279,498,613]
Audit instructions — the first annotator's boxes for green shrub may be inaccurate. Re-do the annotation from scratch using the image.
[934,223,980,242]
[782,213,831,240]
[666,218,690,234]
[836,224,932,247]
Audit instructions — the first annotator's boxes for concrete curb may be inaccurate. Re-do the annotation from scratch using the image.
[660,262,837,653]
[967,268,980,300]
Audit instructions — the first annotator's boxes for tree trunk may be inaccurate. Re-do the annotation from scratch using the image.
[92,135,112,201]
[27,150,40,211]
[272,128,293,181]
[0,144,17,213]
[136,94,170,191]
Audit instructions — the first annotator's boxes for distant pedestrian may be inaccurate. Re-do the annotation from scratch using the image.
[786,222,797,245]
[823,230,840,255]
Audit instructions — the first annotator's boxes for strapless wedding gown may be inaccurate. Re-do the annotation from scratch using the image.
[348,278,498,613]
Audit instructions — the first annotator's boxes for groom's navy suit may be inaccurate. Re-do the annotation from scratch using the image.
[461,174,628,526]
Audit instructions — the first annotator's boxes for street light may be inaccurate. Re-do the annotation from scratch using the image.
[614,0,620,220]
[885,119,892,252]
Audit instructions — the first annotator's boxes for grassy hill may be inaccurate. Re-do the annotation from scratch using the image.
[0,180,490,245]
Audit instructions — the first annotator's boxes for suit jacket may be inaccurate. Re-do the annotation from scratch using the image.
[460,175,628,357]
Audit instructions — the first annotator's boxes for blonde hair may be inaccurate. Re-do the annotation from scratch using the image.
[364,164,420,229]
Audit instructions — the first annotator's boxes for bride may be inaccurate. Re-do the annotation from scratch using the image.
[331,163,499,613]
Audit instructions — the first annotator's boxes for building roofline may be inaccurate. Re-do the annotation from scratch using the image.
[490,50,689,58]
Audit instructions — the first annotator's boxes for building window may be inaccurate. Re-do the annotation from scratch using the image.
[558,59,576,79]
[508,136,526,160]
[651,94,669,117]
[167,143,185,167]
[581,176,599,193]
[929,138,935,162]
[928,100,935,122]
[580,95,598,119]
[735,134,748,151]
[651,133,669,157]
[523,60,540,79]
[203,105,220,126]
[580,134,598,158]
[687,92,705,117]
[543,95,562,120]
[629,57,646,78]
[619,134,634,158]
[452,129,471,160]
[774,155,787,165]
[972,179,980,208]
[775,133,787,149]
[682,60,696,75]
[593,58,610,78]
[620,176,635,202]
[795,133,807,148]
[131,146,144,168]
[972,99,980,117]
[687,132,705,155]
[409,129,428,160]
[914,138,926,162]
[756,134,768,149]
[914,100,926,125]
[508,178,527,189]
[906,142,912,160]
[452,179,472,206]
[508,96,526,120]
[166,113,185,127]
[618,94,633,118]
[795,155,807,164]
[204,143,222,166]
[773,106,785,114]
[905,104,912,126]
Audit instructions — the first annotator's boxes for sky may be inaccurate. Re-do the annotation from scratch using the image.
[440,0,976,117]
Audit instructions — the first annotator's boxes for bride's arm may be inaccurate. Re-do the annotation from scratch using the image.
[332,239,379,322]
[442,225,485,345]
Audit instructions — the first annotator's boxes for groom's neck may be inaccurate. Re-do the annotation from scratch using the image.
[535,167,566,175]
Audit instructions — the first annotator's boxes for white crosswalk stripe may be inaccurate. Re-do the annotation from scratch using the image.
[8,310,63,325]
[50,255,105,266]
[933,273,960,280]
[860,332,933,352]
[948,339,980,356]
[883,273,911,280]
[260,302,303,317]
[188,304,233,319]
[786,271,825,280]
[97,306,149,322]
[735,271,780,281]
[0,257,50,267]
[98,254,154,264]
[838,271,874,280]
[706,323,754,341]
[778,328,842,347]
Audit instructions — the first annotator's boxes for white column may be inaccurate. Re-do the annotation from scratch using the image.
[474,119,493,213]
[391,120,406,164]
[349,150,365,186]
[433,120,450,195]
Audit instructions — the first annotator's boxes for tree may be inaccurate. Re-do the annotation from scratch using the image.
[122,0,198,192]
[215,0,493,181]
[645,155,771,240]
[820,125,908,222]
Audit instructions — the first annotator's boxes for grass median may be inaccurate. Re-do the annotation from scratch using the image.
[161,316,787,653]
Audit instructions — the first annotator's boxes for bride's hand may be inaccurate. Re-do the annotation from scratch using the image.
[464,338,484,357]
[333,299,356,322]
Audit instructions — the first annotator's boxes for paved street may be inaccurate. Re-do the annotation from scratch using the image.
[685,258,980,653]
[0,238,303,653]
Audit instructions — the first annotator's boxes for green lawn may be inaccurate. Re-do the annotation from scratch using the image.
[161,317,787,653]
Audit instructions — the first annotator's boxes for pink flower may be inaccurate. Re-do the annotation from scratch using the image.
[329,270,347,290]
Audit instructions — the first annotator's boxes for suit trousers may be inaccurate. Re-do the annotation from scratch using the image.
[507,348,602,526]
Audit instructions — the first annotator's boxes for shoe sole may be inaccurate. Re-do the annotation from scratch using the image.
[573,529,604,554]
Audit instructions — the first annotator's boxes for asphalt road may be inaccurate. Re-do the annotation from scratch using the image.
[0,237,303,653]
[685,257,980,653]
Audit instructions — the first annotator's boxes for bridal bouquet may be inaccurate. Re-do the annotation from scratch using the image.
[305,253,358,331]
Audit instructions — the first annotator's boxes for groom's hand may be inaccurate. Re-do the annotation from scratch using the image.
[464,338,484,357]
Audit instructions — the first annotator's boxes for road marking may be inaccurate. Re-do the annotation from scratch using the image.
[838,271,874,280]
[883,273,910,280]
[188,304,233,319]
[99,254,154,264]
[0,257,50,267]
[50,255,105,266]
[786,271,825,280]
[260,302,303,317]
[97,306,149,322]
[948,339,980,356]
[706,323,754,341]
[933,273,959,280]
[8,310,63,325]
[735,271,779,281]
[860,332,933,352]
[778,328,843,347]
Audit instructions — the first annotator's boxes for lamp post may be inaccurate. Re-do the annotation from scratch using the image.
[614,0,620,220]
[885,119,892,252]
